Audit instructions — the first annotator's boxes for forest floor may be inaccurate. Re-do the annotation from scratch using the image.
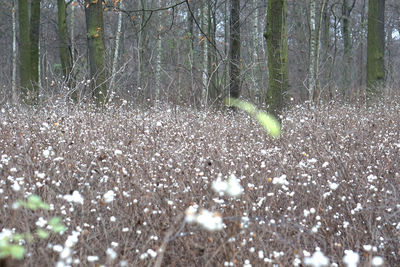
[0,100,399,266]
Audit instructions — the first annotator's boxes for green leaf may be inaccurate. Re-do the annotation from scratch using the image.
[255,112,281,138]
[9,245,25,260]
[48,217,66,234]
[225,98,281,138]
[24,195,49,210]
[36,229,49,239]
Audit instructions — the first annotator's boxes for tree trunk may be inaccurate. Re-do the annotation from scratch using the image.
[109,1,123,95]
[12,0,18,103]
[201,2,208,104]
[155,0,162,101]
[57,0,73,85]
[138,0,147,92]
[308,0,317,105]
[71,2,76,63]
[229,0,241,99]
[251,0,260,101]
[207,0,219,103]
[18,0,32,103]
[264,0,288,115]
[30,0,41,92]
[85,0,107,105]
[342,0,355,101]
[366,0,385,101]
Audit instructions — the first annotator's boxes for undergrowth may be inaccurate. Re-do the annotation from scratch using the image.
[0,100,399,266]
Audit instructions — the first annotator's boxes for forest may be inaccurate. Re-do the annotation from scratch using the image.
[0,0,399,266]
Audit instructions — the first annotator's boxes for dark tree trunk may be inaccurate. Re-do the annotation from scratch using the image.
[366,0,385,101]
[264,0,288,115]
[229,0,241,99]
[85,0,107,105]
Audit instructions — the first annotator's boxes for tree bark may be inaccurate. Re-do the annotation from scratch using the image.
[12,0,18,103]
[30,0,41,92]
[342,0,355,101]
[264,0,288,115]
[85,0,107,105]
[308,0,317,104]
[201,2,208,104]
[229,0,241,99]
[207,0,219,103]
[109,1,123,94]
[155,0,162,101]
[57,0,73,85]
[366,0,385,101]
[18,0,32,103]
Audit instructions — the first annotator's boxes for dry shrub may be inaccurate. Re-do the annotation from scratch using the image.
[0,99,399,266]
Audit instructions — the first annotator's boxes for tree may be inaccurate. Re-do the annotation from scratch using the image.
[229,0,241,99]
[264,0,288,115]
[366,0,385,100]
[57,0,73,87]
[206,0,219,104]
[17,0,41,104]
[18,0,32,102]
[30,0,41,89]
[342,0,356,100]
[12,0,18,103]
[85,0,107,105]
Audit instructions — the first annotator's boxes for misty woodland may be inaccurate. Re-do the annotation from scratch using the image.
[0,0,399,266]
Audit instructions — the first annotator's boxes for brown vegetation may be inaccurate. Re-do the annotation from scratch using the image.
[0,99,399,266]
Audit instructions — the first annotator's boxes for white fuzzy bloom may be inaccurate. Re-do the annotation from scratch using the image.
[53,245,63,253]
[195,209,223,231]
[226,174,243,197]
[211,178,228,194]
[211,174,243,197]
[106,248,117,260]
[63,191,84,205]
[147,249,157,258]
[103,190,115,203]
[65,231,80,248]
[184,205,198,223]
[87,256,99,262]
[272,174,289,185]
[36,217,47,228]
[343,250,359,267]
[11,181,21,192]
[329,182,339,190]
[371,256,384,266]
[304,251,329,267]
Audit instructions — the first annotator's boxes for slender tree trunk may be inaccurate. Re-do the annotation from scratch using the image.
[201,2,208,104]
[366,0,385,101]
[321,1,331,97]
[186,3,196,105]
[155,0,162,101]
[85,0,107,105]
[71,2,75,63]
[313,0,327,103]
[223,0,229,97]
[12,0,18,102]
[138,0,147,91]
[264,0,288,115]
[342,0,355,101]
[57,0,73,84]
[308,0,317,104]
[18,0,32,102]
[207,0,219,103]
[359,0,367,89]
[252,0,259,100]
[30,0,41,91]
[110,1,123,94]
[229,0,241,99]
